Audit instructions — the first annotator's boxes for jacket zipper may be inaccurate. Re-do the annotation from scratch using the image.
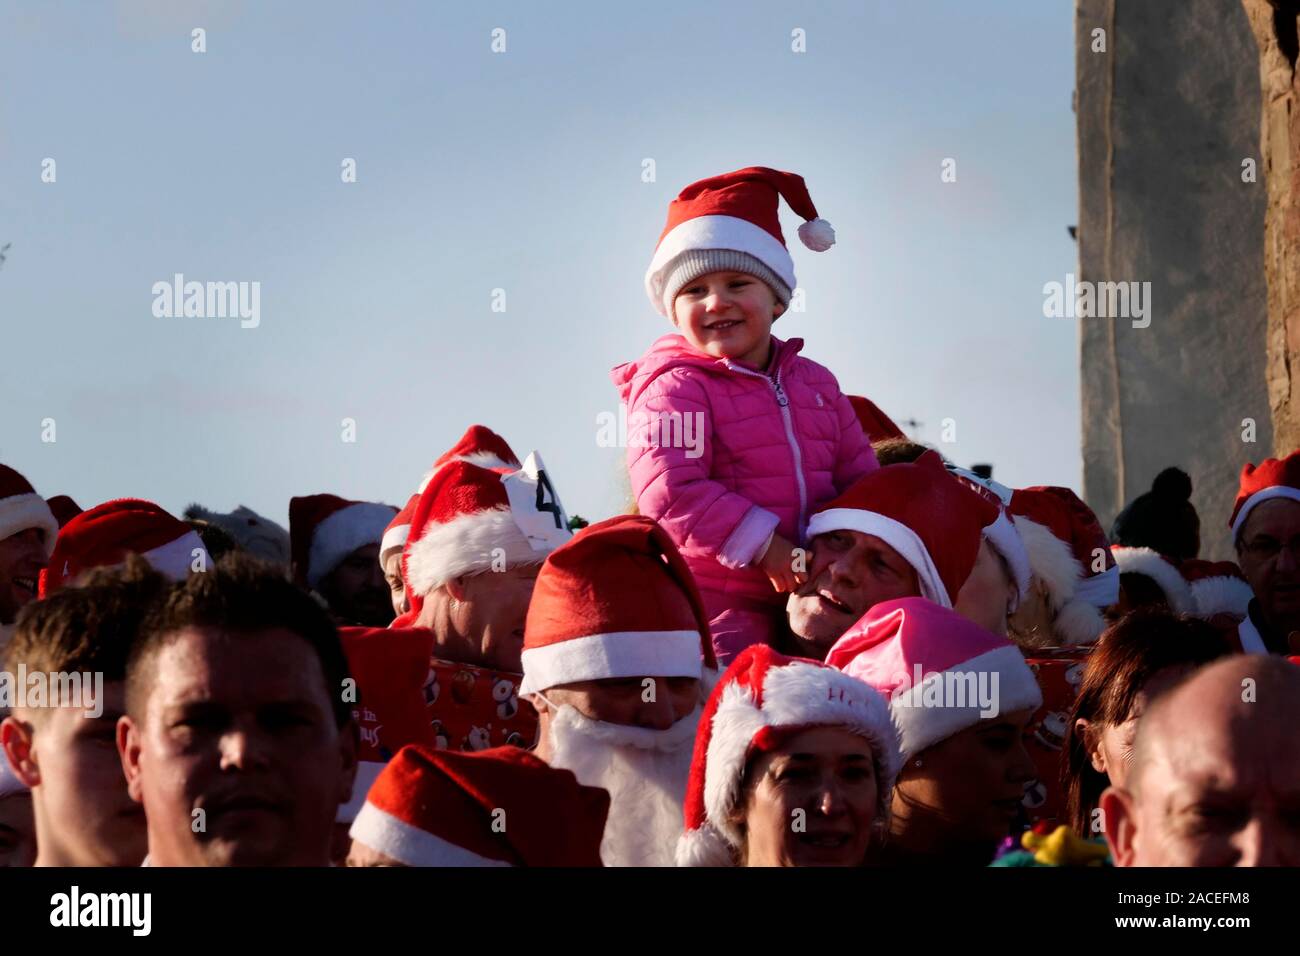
[726,358,809,539]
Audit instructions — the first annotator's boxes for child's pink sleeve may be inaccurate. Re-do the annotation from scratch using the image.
[626,369,780,569]
[831,390,879,492]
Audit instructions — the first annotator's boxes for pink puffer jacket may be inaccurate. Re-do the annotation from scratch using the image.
[611,333,878,603]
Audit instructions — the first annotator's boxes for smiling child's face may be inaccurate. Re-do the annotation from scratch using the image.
[671,270,783,369]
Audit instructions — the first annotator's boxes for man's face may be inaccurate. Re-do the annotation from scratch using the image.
[785,531,921,657]
[544,676,701,730]
[1236,498,1300,629]
[381,551,407,618]
[319,544,393,627]
[1104,708,1300,866]
[418,565,540,672]
[0,528,47,624]
[953,539,1015,636]
[1,683,145,866]
[118,626,356,867]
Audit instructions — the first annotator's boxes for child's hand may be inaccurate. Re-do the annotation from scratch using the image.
[756,534,809,594]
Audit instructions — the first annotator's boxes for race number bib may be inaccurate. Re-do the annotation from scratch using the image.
[501,451,572,552]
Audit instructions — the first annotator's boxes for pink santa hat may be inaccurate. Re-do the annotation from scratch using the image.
[645,166,836,316]
[41,498,210,596]
[826,597,1042,761]
[676,643,900,867]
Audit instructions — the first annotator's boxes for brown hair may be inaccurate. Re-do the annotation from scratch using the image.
[1063,609,1233,835]
[126,552,351,726]
[870,438,933,466]
[5,556,167,719]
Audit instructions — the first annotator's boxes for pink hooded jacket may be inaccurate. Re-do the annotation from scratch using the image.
[611,334,878,603]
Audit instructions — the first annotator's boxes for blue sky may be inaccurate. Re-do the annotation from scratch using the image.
[0,0,1079,527]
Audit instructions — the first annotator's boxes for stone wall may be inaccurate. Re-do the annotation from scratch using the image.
[1076,0,1271,559]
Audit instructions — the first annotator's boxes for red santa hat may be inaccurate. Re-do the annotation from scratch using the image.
[806,451,998,607]
[827,597,1042,761]
[677,644,901,867]
[943,467,1032,604]
[41,499,210,596]
[1180,559,1254,620]
[403,452,571,606]
[1110,545,1195,615]
[0,464,58,557]
[44,495,82,529]
[336,625,439,823]
[644,166,836,316]
[1230,450,1300,540]
[379,494,419,569]
[519,514,715,697]
[289,494,397,590]
[1006,486,1117,644]
[848,395,905,443]
[432,425,520,475]
[349,743,609,866]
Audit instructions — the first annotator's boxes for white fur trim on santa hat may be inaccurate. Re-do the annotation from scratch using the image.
[807,508,951,606]
[0,492,58,558]
[308,502,395,589]
[983,510,1030,602]
[349,802,512,867]
[684,661,901,866]
[519,629,703,697]
[1112,547,1195,615]
[143,530,209,580]
[1012,516,1105,645]
[889,645,1042,761]
[1190,575,1254,620]
[1075,563,1120,608]
[405,507,545,598]
[336,759,385,824]
[379,525,410,564]
[1231,485,1300,539]
[645,215,796,317]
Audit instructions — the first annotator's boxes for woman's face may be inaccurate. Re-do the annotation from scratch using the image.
[737,726,879,867]
[1080,665,1192,790]
[893,708,1037,846]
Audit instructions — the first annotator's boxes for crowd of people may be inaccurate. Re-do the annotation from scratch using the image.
[1,167,1297,868]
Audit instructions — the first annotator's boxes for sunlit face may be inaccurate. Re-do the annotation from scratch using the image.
[671,271,783,368]
[786,531,921,657]
[382,551,407,618]
[953,539,1016,636]
[1237,498,1300,627]
[542,676,701,730]
[737,726,880,867]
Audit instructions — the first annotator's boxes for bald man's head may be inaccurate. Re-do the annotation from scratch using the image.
[1101,656,1300,867]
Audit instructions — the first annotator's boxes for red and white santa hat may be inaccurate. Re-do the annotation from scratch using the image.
[1006,486,1118,644]
[1180,559,1254,620]
[519,514,716,697]
[944,467,1032,605]
[0,464,58,557]
[379,494,419,569]
[827,597,1042,761]
[350,743,610,866]
[848,395,905,444]
[677,643,901,867]
[645,166,836,317]
[289,494,397,590]
[426,425,521,480]
[41,498,210,596]
[1230,450,1300,540]
[807,451,999,607]
[403,452,571,609]
[1110,545,1196,614]
[336,625,438,823]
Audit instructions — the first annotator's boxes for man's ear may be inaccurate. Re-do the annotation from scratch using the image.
[1099,785,1136,866]
[446,576,470,602]
[1,714,39,788]
[117,714,145,804]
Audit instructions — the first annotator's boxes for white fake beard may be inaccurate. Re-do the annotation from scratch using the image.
[546,704,700,868]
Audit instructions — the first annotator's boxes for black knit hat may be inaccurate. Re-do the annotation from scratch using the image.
[1109,467,1200,562]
